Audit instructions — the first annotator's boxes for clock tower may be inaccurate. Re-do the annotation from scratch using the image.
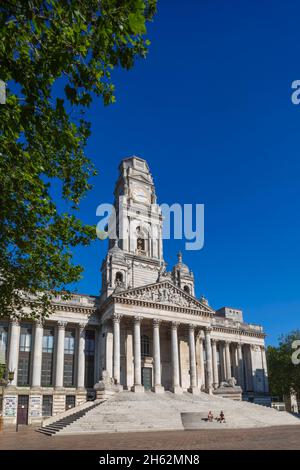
[101,156,165,297]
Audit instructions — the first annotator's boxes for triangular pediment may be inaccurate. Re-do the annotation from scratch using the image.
[112,280,214,313]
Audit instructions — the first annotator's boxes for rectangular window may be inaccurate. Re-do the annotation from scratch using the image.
[41,327,55,387]
[64,330,75,354]
[64,329,75,387]
[0,323,8,365]
[19,326,32,352]
[17,325,32,386]
[42,395,53,417]
[85,330,95,388]
[42,329,54,353]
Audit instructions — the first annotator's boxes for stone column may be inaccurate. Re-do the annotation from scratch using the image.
[204,327,213,394]
[7,319,20,387]
[95,326,102,384]
[233,344,239,379]
[246,345,254,391]
[31,320,44,389]
[132,316,143,392]
[218,342,226,381]
[261,346,269,394]
[77,323,86,390]
[225,341,231,380]
[188,324,199,394]
[198,334,205,390]
[237,343,245,390]
[211,339,219,389]
[112,315,122,385]
[152,319,164,393]
[171,322,182,394]
[55,321,67,389]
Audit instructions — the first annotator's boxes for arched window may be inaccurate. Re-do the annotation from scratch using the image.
[115,272,123,283]
[183,285,190,294]
[141,334,152,358]
[136,226,147,255]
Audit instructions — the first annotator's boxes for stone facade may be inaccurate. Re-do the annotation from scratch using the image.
[0,156,269,426]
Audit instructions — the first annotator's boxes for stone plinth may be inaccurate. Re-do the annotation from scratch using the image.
[213,384,242,401]
[94,370,122,399]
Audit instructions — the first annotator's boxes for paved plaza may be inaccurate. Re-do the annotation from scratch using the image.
[0,425,300,450]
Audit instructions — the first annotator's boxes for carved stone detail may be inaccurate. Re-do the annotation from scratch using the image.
[115,282,210,310]
[112,314,122,324]
[134,316,143,324]
[36,319,45,328]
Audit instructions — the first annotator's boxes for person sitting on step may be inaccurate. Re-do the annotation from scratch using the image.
[207,410,214,422]
[219,410,226,423]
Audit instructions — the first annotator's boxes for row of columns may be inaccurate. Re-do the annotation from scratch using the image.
[7,319,88,390]
[111,316,217,394]
[110,316,267,394]
[6,317,266,394]
[210,339,245,389]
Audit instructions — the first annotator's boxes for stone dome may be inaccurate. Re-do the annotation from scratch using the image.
[173,251,190,275]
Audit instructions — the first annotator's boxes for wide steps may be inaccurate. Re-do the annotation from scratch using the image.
[46,391,300,435]
[36,402,100,436]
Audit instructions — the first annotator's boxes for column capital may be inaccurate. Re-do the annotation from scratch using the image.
[188,323,196,331]
[58,320,67,329]
[171,321,180,330]
[211,338,217,346]
[134,315,143,324]
[112,314,122,324]
[153,318,161,327]
[224,340,230,346]
[10,318,20,326]
[204,326,212,334]
[35,318,44,328]
[237,342,243,349]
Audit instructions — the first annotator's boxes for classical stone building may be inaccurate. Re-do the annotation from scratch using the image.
[0,156,269,426]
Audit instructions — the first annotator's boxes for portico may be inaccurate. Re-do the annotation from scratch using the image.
[97,279,267,396]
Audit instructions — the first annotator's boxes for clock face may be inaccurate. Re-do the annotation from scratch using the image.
[132,186,149,203]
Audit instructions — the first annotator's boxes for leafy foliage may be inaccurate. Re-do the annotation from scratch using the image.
[0,0,156,319]
[267,330,300,398]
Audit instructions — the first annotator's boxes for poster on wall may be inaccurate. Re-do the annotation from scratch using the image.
[30,395,42,417]
[4,396,17,417]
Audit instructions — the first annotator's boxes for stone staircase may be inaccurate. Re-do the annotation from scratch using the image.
[37,401,101,436]
[47,391,300,435]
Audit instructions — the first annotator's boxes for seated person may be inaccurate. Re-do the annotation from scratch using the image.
[207,410,214,422]
[219,410,226,423]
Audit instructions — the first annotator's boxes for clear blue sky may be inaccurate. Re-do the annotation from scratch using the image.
[64,1,300,346]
